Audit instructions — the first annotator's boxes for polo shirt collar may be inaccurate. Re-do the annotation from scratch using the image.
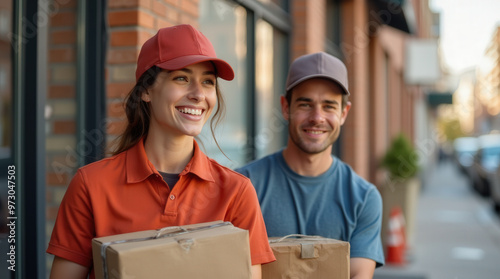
[180,140,215,183]
[126,138,215,184]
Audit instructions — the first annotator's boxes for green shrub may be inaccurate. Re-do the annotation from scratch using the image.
[381,133,419,180]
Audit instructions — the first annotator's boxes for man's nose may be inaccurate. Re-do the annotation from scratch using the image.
[309,107,325,123]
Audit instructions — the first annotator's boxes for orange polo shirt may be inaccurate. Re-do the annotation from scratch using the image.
[47,138,275,278]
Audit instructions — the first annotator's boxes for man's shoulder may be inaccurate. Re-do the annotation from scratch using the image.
[205,156,252,183]
[334,158,377,190]
[235,151,281,174]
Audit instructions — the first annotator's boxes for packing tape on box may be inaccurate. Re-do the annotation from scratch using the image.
[269,234,325,259]
[100,221,232,279]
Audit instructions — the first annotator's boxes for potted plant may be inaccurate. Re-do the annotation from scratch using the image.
[380,133,421,256]
[381,133,419,181]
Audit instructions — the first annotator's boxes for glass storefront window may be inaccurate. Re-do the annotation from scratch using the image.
[257,0,288,10]
[255,19,287,159]
[199,0,249,168]
[326,0,342,57]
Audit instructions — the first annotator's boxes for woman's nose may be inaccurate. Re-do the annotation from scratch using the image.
[187,82,205,102]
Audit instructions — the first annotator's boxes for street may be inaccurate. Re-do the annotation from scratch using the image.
[374,159,500,279]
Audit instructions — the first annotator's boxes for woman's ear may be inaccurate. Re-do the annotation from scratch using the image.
[141,90,151,102]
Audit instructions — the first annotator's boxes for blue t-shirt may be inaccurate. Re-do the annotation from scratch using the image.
[236,151,385,267]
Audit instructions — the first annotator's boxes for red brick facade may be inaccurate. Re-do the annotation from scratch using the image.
[44,0,434,273]
[46,0,78,228]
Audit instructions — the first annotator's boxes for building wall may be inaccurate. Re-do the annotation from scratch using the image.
[291,0,326,58]
[106,0,199,143]
[45,0,78,260]
[43,0,437,275]
[341,0,371,179]
[476,26,500,133]
[368,33,389,186]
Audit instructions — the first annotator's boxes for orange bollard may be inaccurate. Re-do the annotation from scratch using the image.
[386,206,406,265]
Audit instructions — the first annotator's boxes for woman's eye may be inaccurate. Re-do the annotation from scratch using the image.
[203,79,216,85]
[173,76,188,82]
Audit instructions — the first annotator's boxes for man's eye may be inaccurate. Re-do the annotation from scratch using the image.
[298,103,310,107]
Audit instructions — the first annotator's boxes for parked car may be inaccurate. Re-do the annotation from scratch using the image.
[473,134,500,197]
[489,166,500,213]
[452,137,478,179]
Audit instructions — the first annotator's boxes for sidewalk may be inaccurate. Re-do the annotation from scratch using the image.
[374,160,500,279]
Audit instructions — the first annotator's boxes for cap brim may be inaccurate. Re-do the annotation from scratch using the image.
[156,55,235,81]
[286,74,350,95]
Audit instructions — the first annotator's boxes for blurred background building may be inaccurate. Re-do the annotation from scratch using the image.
[1,0,449,278]
[476,26,500,134]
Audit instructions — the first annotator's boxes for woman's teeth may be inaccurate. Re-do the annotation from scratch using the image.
[177,108,202,116]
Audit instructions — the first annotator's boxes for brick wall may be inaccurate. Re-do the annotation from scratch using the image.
[45,0,78,272]
[45,0,200,274]
[368,34,389,185]
[45,0,202,228]
[291,0,326,59]
[45,0,77,239]
[105,0,200,146]
[42,1,426,274]
[341,0,370,179]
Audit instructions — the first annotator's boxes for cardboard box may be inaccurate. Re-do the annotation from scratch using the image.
[262,235,350,279]
[92,221,251,279]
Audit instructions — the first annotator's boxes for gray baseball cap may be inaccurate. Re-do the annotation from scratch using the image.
[285,52,350,95]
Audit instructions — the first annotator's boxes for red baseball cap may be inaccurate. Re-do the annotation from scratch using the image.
[135,24,234,82]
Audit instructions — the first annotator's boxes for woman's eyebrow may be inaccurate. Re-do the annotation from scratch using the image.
[174,68,216,76]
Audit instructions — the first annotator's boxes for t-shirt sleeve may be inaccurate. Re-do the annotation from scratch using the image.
[350,187,385,267]
[46,169,95,268]
[228,177,276,265]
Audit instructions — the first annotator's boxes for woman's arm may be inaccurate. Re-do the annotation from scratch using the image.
[49,256,88,279]
[251,264,262,279]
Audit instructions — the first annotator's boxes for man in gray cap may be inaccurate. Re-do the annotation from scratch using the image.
[236,52,384,278]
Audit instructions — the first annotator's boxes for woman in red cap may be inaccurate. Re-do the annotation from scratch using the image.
[47,24,275,279]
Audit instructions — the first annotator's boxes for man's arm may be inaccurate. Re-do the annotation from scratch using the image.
[350,257,376,279]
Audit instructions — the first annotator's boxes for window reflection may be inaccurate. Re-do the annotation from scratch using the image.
[199,0,248,168]
[255,19,287,159]
[257,0,288,10]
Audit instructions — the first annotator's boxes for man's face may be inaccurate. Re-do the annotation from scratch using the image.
[282,78,351,155]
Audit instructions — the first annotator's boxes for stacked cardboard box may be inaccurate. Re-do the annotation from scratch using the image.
[92,221,251,279]
[263,234,350,279]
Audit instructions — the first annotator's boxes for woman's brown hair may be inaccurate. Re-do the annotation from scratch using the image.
[111,66,226,156]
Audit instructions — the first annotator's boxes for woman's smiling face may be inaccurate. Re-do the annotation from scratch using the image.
[142,61,217,138]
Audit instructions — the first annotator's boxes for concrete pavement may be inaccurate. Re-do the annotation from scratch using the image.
[374,159,500,279]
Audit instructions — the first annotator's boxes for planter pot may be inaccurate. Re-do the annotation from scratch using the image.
[380,177,421,255]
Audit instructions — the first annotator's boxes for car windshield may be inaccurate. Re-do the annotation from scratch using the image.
[481,146,500,170]
[483,147,500,157]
